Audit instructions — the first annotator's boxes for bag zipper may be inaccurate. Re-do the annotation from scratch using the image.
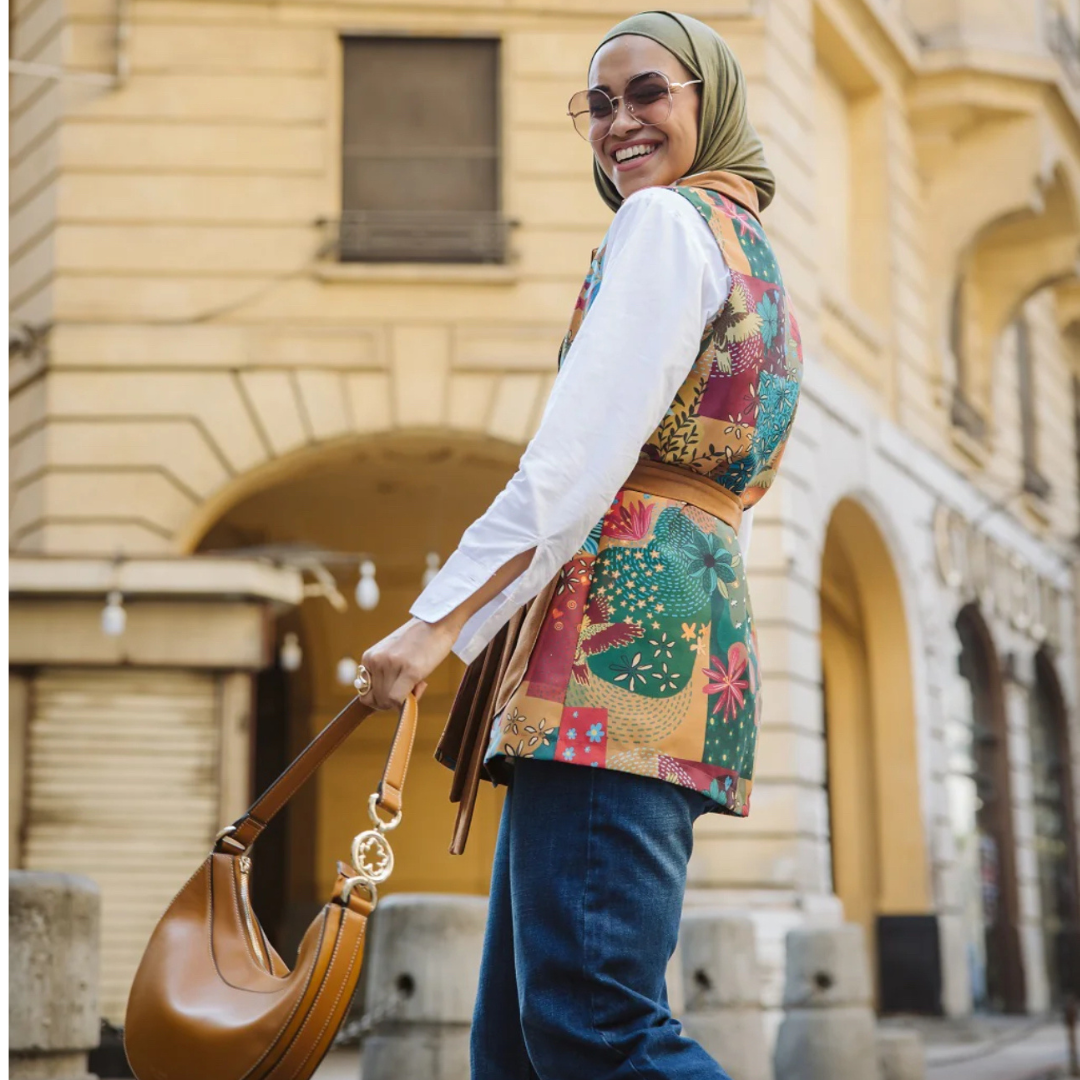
[238,856,270,972]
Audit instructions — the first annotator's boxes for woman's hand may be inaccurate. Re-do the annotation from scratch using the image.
[357,616,460,712]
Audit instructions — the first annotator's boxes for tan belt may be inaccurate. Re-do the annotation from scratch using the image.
[438,457,744,856]
[624,459,743,532]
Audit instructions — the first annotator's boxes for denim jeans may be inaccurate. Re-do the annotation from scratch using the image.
[471,757,733,1080]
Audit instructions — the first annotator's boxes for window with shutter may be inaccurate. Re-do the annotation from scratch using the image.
[340,36,507,263]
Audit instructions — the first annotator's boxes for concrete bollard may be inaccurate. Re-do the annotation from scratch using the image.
[773,925,882,1080]
[877,1029,926,1080]
[359,893,488,1080]
[9,871,101,1080]
[679,911,771,1080]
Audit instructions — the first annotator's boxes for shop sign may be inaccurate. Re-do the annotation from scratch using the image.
[933,503,1063,647]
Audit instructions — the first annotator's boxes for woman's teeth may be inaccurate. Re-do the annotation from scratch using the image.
[614,144,658,163]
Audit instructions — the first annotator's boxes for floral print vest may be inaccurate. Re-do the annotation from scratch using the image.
[560,182,803,508]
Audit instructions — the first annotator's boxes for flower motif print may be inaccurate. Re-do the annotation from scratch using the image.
[685,532,739,597]
[702,643,750,722]
[563,746,576,761]
[756,292,780,351]
[606,499,656,542]
[522,718,555,750]
[647,631,677,659]
[608,650,653,692]
[587,722,604,743]
[651,662,682,693]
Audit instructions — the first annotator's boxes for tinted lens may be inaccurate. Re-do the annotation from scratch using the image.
[625,72,673,125]
[569,88,614,140]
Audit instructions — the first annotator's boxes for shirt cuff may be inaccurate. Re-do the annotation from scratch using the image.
[409,547,493,625]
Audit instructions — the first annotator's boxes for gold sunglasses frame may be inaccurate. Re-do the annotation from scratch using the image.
[567,70,703,142]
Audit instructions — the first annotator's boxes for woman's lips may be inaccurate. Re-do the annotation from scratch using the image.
[611,142,662,172]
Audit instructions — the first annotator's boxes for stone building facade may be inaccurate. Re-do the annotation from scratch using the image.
[9,0,1080,1033]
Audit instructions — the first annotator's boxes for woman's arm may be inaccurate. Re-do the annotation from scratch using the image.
[357,188,730,710]
[410,187,730,662]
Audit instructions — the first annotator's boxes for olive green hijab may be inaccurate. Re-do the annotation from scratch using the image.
[590,10,775,213]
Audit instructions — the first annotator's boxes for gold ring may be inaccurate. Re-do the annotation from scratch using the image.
[354,664,372,696]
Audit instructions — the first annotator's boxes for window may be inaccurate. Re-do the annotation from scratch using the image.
[340,36,506,263]
[1015,316,1050,498]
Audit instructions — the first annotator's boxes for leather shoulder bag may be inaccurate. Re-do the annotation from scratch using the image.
[124,689,418,1080]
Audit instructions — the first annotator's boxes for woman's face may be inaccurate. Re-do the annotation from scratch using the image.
[588,35,701,201]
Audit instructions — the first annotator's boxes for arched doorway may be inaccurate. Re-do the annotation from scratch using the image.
[1030,648,1080,1004]
[951,605,1025,1012]
[819,499,934,1012]
[191,432,522,956]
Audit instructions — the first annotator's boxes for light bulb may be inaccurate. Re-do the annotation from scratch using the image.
[355,559,380,610]
[422,551,441,588]
[336,656,358,686]
[101,590,127,637]
[279,632,302,672]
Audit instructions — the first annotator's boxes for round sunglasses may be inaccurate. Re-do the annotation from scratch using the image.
[567,70,702,142]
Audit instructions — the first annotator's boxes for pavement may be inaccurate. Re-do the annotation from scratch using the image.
[902,1017,1077,1080]
[312,1018,1079,1080]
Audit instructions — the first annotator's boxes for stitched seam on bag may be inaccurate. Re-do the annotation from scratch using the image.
[288,919,365,1079]
[239,914,331,1080]
[381,708,406,804]
[259,909,346,1080]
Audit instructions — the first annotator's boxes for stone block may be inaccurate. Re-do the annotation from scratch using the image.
[361,893,488,1026]
[9,871,100,1080]
[782,926,872,1008]
[679,912,770,1080]
[680,911,761,1009]
[877,1029,926,1080]
[362,1028,470,1080]
[683,1010,771,1080]
[774,1007,881,1080]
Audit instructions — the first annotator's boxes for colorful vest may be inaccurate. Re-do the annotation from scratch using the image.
[560,181,803,507]
[482,178,804,816]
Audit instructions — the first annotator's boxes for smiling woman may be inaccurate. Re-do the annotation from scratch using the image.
[357,10,800,1079]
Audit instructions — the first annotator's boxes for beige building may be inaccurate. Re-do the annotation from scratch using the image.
[9,0,1080,1036]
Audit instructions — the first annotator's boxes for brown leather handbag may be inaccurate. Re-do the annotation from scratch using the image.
[124,689,418,1080]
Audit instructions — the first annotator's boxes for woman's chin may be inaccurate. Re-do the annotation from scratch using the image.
[615,169,664,199]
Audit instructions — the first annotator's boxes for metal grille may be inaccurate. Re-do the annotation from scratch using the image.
[337,209,510,263]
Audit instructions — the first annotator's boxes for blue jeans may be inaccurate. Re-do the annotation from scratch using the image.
[471,757,733,1080]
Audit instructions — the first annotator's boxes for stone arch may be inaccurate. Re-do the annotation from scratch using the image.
[954,163,1080,434]
[819,495,932,1007]
[178,426,526,555]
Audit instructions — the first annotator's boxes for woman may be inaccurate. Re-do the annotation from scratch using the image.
[358,11,802,1078]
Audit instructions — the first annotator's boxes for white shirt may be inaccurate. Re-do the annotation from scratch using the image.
[409,185,754,664]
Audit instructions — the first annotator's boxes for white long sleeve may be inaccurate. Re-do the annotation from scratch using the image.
[408,186,731,663]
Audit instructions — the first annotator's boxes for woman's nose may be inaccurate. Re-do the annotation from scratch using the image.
[609,98,641,136]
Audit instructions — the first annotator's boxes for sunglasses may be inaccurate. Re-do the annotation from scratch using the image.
[567,70,702,142]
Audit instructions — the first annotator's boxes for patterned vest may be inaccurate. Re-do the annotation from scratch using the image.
[560,181,803,509]
[482,178,804,816]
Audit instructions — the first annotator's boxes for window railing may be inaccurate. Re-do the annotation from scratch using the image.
[330,210,513,264]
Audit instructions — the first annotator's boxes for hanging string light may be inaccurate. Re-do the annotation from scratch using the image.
[101,589,127,637]
[336,656,358,685]
[422,551,441,588]
[279,632,302,672]
[355,559,380,610]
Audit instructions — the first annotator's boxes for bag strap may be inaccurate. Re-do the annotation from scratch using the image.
[218,691,419,854]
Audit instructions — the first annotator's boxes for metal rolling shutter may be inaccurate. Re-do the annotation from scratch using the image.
[23,668,220,1022]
